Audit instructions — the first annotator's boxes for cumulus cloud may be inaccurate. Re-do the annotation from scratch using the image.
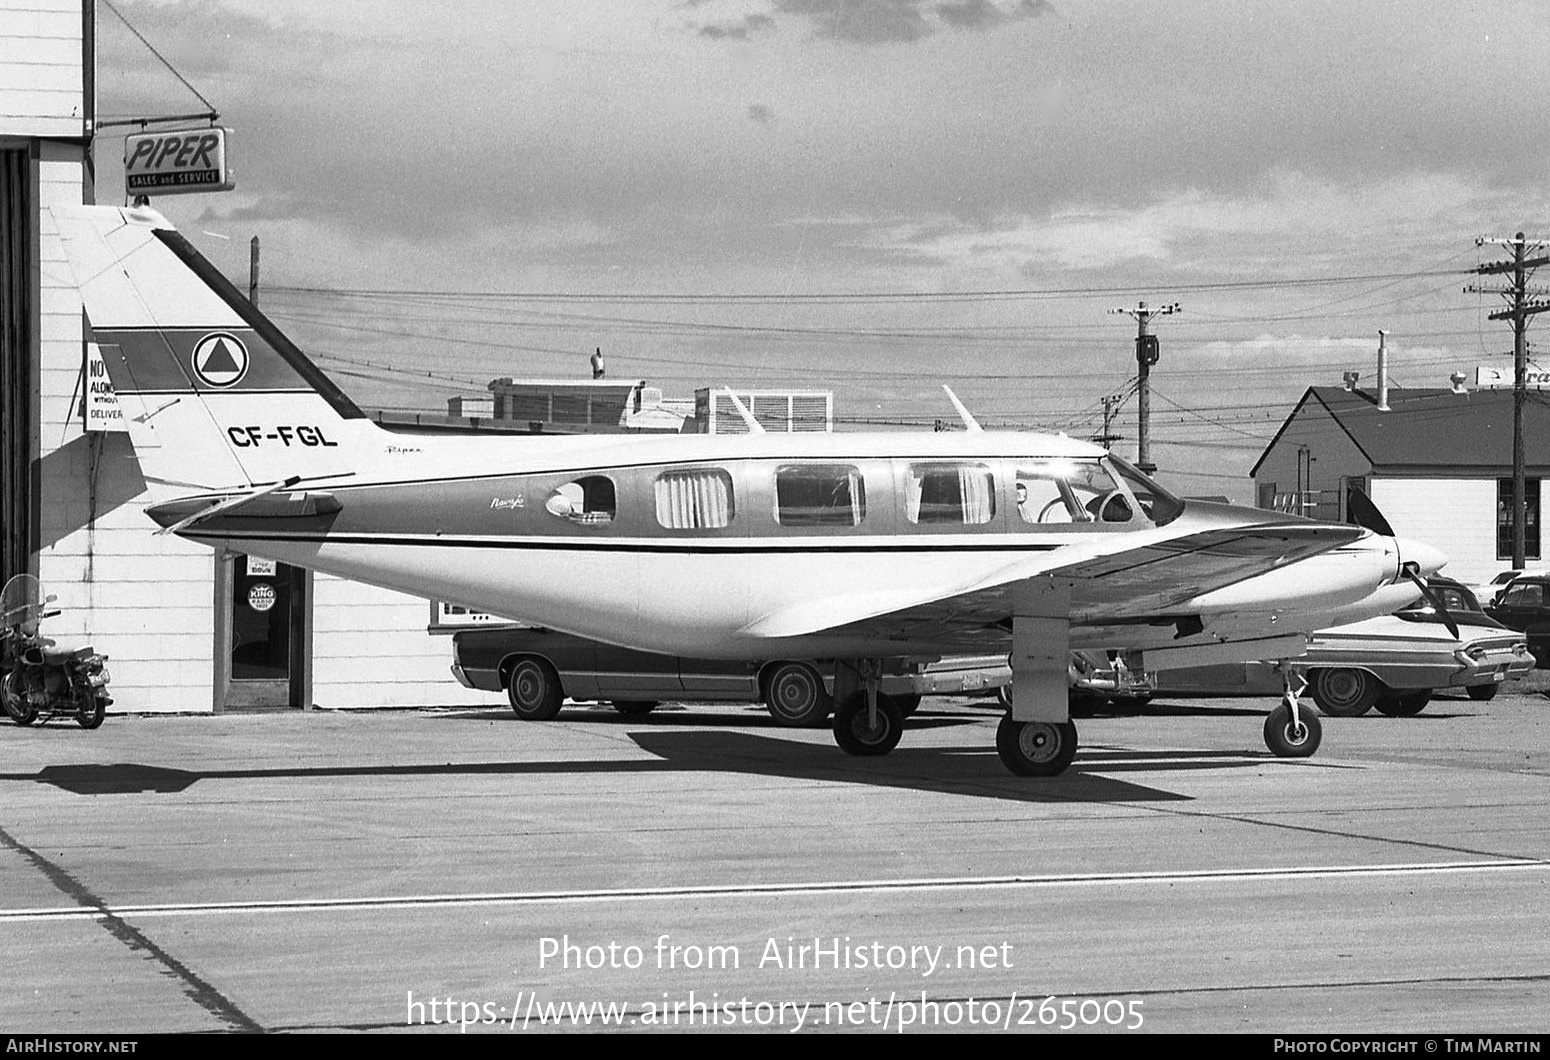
[698,13,775,40]
[689,0,1053,45]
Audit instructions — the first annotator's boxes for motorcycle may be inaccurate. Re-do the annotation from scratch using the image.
[0,574,112,729]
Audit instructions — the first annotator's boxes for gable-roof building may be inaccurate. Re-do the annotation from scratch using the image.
[1252,386,1550,583]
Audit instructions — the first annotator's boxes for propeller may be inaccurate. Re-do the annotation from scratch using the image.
[1402,561,1460,639]
[1347,486,1459,637]
[1345,484,1395,537]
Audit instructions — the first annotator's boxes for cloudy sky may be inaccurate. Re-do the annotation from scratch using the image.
[91,0,1550,499]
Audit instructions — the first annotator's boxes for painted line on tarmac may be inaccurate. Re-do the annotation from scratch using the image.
[2,858,1545,924]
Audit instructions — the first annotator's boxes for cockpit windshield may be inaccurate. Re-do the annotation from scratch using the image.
[1106,455,1185,527]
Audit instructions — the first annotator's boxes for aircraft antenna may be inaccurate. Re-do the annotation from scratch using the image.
[941,385,983,432]
[721,389,766,433]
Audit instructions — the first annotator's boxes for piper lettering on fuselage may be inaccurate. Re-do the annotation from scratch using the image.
[52,204,1448,776]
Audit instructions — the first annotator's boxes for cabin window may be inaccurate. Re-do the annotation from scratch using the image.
[906,463,996,524]
[774,464,865,527]
[655,469,735,529]
[544,475,616,525]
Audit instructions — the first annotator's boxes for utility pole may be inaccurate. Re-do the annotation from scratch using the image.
[1468,233,1550,567]
[1097,392,1122,450]
[1108,300,1179,475]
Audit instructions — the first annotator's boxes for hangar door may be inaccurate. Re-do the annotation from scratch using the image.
[0,148,34,585]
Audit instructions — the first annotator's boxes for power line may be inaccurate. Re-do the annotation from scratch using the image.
[261,266,1469,306]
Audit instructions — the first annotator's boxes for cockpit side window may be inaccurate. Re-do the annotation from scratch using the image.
[775,464,865,527]
[545,475,616,525]
[906,463,996,525]
[1014,459,1133,525]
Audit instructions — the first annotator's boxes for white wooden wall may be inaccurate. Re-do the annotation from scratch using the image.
[312,575,491,708]
[0,0,83,136]
[1369,478,1500,585]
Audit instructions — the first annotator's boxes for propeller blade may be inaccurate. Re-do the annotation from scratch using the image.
[1346,485,1395,537]
[1404,563,1459,639]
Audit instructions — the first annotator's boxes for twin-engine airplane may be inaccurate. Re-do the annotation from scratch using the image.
[53,205,1446,776]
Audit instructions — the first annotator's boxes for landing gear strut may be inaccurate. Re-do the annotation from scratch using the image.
[831,659,904,757]
[1264,667,1321,758]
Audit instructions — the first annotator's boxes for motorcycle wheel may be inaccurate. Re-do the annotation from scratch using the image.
[2,672,37,726]
[76,695,106,730]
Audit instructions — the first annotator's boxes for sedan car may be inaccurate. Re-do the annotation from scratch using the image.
[1473,568,1542,607]
[1485,573,1550,666]
[450,626,1010,727]
[1152,577,1534,716]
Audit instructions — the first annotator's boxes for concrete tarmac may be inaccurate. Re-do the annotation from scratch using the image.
[1,688,1546,1035]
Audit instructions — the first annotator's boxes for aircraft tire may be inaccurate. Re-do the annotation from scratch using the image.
[1374,690,1431,717]
[1308,668,1378,717]
[832,692,903,756]
[995,716,1078,777]
[1264,703,1322,758]
[763,662,832,727]
[611,700,658,717]
[506,658,564,721]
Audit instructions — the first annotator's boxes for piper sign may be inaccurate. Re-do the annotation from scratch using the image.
[124,127,235,196]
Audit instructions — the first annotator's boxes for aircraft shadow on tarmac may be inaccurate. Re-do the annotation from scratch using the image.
[2,722,1340,802]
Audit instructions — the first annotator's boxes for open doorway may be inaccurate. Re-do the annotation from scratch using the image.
[217,551,312,710]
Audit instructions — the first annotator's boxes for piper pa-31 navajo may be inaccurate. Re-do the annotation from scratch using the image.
[53,205,1447,776]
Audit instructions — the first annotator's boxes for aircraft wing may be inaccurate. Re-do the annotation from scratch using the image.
[739,522,1368,645]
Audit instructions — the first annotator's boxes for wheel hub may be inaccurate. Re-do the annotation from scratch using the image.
[1017,724,1059,762]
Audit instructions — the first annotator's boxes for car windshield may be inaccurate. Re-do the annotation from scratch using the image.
[1398,582,1483,614]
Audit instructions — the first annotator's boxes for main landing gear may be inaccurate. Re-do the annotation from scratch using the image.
[830,659,905,757]
[828,656,1085,776]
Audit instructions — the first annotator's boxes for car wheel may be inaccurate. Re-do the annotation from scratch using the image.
[1309,668,1378,717]
[1264,702,1322,757]
[1466,684,1499,702]
[1374,689,1431,717]
[506,658,563,720]
[611,700,658,717]
[762,662,832,727]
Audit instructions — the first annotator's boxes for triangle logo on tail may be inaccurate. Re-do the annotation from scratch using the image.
[191,332,249,388]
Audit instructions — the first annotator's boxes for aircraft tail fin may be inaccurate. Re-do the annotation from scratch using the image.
[51,205,370,500]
